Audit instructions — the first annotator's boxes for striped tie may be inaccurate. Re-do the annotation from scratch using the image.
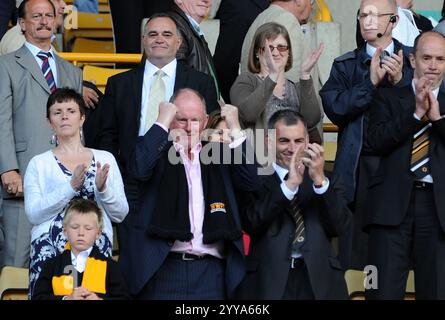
[37,51,56,93]
[410,117,431,179]
[290,196,305,245]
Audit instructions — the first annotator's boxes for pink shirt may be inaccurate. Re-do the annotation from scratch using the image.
[154,123,246,258]
[171,142,225,258]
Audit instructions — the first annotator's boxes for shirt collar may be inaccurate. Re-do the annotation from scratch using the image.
[70,246,93,273]
[411,79,440,98]
[185,14,203,35]
[272,162,289,182]
[174,141,202,155]
[366,41,394,59]
[144,58,177,79]
[24,40,55,58]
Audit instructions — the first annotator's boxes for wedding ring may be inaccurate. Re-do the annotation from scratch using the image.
[7,186,13,192]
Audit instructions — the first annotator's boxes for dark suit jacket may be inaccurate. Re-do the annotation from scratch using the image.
[213,0,268,102]
[365,83,445,231]
[121,124,259,297]
[98,61,218,195]
[236,171,351,299]
[32,247,130,300]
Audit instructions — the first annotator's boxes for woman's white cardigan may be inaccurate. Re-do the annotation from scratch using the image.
[24,149,129,243]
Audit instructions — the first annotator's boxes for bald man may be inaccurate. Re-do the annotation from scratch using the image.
[122,88,259,299]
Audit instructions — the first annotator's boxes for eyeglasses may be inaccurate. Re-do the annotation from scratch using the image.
[357,12,394,20]
[262,45,289,53]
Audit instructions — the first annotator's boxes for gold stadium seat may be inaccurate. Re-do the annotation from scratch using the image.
[345,269,415,300]
[64,12,113,51]
[83,65,129,93]
[0,266,29,300]
[72,38,115,53]
[65,0,109,12]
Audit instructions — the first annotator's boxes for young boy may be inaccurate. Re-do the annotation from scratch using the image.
[32,199,129,300]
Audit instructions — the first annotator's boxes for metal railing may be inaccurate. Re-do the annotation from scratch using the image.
[58,52,142,66]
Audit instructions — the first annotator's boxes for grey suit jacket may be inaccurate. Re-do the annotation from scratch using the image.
[0,45,82,199]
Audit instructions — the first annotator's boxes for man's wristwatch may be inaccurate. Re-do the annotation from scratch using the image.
[314,177,329,188]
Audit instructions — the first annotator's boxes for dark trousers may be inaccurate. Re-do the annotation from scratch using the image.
[366,185,445,299]
[136,254,226,300]
[109,0,173,54]
[282,260,315,300]
[338,156,378,270]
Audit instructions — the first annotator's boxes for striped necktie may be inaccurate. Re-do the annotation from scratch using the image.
[410,117,431,179]
[144,70,166,133]
[284,173,305,245]
[37,51,56,93]
[290,196,305,245]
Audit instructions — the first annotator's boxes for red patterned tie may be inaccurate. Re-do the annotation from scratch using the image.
[37,51,56,93]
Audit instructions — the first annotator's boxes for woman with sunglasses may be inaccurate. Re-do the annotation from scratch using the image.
[230,22,323,143]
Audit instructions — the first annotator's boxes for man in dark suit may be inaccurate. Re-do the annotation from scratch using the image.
[122,88,258,299]
[236,109,351,299]
[365,31,445,299]
[320,0,412,269]
[98,13,218,269]
[213,0,268,103]
[108,0,174,54]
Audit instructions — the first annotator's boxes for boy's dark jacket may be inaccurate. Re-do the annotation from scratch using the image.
[32,246,130,300]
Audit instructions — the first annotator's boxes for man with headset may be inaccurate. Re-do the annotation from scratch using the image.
[319,0,413,269]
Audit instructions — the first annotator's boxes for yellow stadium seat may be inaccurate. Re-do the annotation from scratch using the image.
[64,11,113,51]
[314,0,333,22]
[345,269,415,300]
[324,141,337,162]
[0,266,29,300]
[83,65,129,93]
[72,38,115,53]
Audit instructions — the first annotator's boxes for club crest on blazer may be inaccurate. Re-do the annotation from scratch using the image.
[210,202,227,214]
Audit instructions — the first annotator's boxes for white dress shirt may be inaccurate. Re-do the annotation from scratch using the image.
[139,59,177,136]
[24,41,58,86]
[71,247,93,273]
[366,41,395,59]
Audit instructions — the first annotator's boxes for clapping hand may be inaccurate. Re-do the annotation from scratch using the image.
[300,43,324,80]
[414,77,433,119]
[95,161,110,192]
[263,39,284,82]
[285,149,305,192]
[370,47,387,86]
[382,49,404,85]
[301,143,326,186]
[70,164,87,191]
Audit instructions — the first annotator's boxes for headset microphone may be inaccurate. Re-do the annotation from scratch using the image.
[377,15,396,38]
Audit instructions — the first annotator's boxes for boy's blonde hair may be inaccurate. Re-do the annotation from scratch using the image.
[63,199,104,231]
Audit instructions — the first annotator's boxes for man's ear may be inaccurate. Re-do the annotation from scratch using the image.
[19,18,26,33]
[409,52,416,70]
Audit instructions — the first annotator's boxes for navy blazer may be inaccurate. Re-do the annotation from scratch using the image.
[365,82,445,230]
[120,124,259,297]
